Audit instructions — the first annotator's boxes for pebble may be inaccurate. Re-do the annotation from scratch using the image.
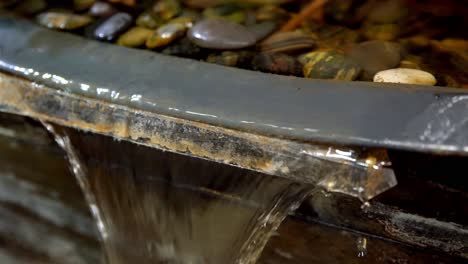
[117,27,153,47]
[37,12,93,30]
[247,21,277,42]
[188,18,257,49]
[256,5,290,23]
[146,23,187,49]
[206,51,254,68]
[136,11,163,29]
[252,53,302,76]
[362,23,400,41]
[373,68,436,86]
[260,31,315,54]
[301,50,362,81]
[347,40,402,80]
[89,1,117,17]
[162,37,208,59]
[203,3,246,24]
[74,0,96,11]
[366,0,407,24]
[92,12,133,41]
[152,0,181,21]
[14,0,46,15]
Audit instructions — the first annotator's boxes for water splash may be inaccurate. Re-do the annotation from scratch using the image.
[43,123,313,264]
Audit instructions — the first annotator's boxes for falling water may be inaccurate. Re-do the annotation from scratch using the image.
[43,123,314,264]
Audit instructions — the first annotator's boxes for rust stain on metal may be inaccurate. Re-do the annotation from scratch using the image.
[0,72,294,179]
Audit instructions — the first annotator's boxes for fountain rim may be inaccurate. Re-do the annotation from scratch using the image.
[0,15,467,156]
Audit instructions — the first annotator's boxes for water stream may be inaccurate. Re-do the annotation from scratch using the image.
[44,124,314,264]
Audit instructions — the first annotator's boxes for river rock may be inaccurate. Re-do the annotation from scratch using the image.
[373,68,436,86]
[146,23,187,49]
[91,12,133,41]
[206,51,254,68]
[347,40,402,80]
[301,50,361,80]
[74,0,96,11]
[188,18,257,49]
[248,21,277,42]
[37,12,92,30]
[252,53,302,76]
[117,27,153,47]
[89,1,117,17]
[14,0,46,15]
[260,31,315,54]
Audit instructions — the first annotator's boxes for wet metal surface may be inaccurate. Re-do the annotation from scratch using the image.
[0,16,468,155]
[0,72,396,200]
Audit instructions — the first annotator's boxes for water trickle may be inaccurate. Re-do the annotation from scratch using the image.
[43,123,313,264]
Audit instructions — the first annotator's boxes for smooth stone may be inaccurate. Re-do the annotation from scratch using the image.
[162,37,208,59]
[37,12,93,30]
[256,5,289,23]
[374,68,436,86]
[362,23,400,41]
[117,26,153,47]
[136,11,163,29]
[203,3,246,24]
[260,31,315,54]
[89,1,117,17]
[74,0,96,11]
[14,0,46,15]
[367,0,407,24]
[302,50,361,81]
[188,18,257,49]
[206,51,254,68]
[152,0,181,21]
[252,53,302,76]
[93,12,133,41]
[107,0,135,6]
[248,21,277,42]
[146,23,187,49]
[347,40,402,80]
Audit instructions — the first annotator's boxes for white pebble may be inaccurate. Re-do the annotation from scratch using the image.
[373,68,436,86]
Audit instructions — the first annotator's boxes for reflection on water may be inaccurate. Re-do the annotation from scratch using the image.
[45,124,313,264]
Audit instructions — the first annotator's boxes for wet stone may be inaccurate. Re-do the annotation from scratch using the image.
[302,50,361,81]
[252,53,302,76]
[260,31,316,54]
[146,23,187,49]
[203,3,246,24]
[152,0,181,21]
[88,1,117,17]
[347,40,402,80]
[206,51,254,68]
[248,21,277,42]
[374,68,437,86]
[91,12,133,41]
[188,18,257,49]
[117,26,153,47]
[255,4,290,23]
[74,0,96,11]
[136,11,163,29]
[14,0,46,15]
[37,12,93,30]
[362,23,400,41]
[366,0,408,24]
[162,37,208,59]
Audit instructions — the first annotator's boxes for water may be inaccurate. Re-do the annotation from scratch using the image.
[44,123,313,264]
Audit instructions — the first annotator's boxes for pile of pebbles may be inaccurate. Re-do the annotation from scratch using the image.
[2,0,467,87]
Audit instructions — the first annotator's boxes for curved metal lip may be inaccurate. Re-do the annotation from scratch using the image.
[1,16,468,155]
